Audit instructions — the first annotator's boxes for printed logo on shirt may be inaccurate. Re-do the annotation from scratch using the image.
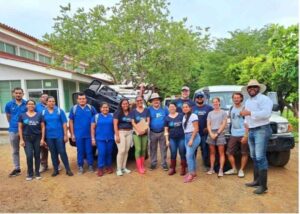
[169,121,182,127]
[23,118,29,124]
[177,102,183,108]
[122,116,131,122]
[155,112,164,118]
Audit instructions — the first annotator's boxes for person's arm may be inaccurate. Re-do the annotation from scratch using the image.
[63,123,68,143]
[91,122,96,146]
[188,116,199,147]
[240,96,273,119]
[113,118,120,144]
[217,112,227,135]
[40,121,45,146]
[69,119,75,142]
[18,122,25,147]
[5,103,11,122]
[164,126,170,147]
[6,113,11,123]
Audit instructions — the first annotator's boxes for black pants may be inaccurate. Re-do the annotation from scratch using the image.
[24,135,41,177]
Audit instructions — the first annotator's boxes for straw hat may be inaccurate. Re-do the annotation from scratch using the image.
[149,93,162,102]
[241,79,266,94]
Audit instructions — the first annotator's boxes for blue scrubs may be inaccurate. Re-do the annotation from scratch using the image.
[91,113,114,169]
[35,102,47,113]
[69,105,97,167]
[5,99,27,133]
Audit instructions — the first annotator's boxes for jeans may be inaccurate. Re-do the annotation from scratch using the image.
[46,138,71,171]
[200,135,209,166]
[169,137,186,161]
[248,124,272,170]
[149,131,167,166]
[9,132,20,170]
[185,133,201,173]
[23,135,41,177]
[97,140,114,168]
[76,138,93,167]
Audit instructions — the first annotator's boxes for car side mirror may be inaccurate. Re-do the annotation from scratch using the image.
[272,104,279,112]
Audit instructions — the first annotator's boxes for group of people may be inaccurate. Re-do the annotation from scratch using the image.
[5,79,273,194]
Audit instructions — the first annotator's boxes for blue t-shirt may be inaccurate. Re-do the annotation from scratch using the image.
[113,110,132,130]
[35,102,47,113]
[192,104,213,136]
[5,99,27,133]
[130,108,150,124]
[69,105,97,138]
[18,112,43,136]
[174,98,195,113]
[92,113,114,141]
[148,106,169,132]
[43,108,67,139]
[230,106,246,137]
[164,113,184,139]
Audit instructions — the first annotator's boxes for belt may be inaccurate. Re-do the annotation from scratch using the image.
[249,124,270,130]
[119,129,132,131]
[150,130,164,133]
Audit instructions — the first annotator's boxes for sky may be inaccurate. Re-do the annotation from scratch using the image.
[0,0,298,40]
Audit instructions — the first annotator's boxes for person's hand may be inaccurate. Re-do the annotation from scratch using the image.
[188,140,193,147]
[20,140,25,147]
[240,110,251,117]
[115,135,120,144]
[166,140,170,147]
[203,128,208,134]
[40,140,45,146]
[91,139,96,146]
[212,133,218,140]
[71,135,76,142]
[241,136,248,144]
[64,136,68,143]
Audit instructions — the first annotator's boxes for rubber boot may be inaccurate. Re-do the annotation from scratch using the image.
[180,160,187,176]
[140,157,146,173]
[136,158,144,174]
[254,169,268,194]
[245,167,259,187]
[168,159,176,175]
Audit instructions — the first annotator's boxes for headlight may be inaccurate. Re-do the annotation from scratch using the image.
[277,123,289,133]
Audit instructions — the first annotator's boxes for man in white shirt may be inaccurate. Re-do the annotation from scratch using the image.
[240,80,273,195]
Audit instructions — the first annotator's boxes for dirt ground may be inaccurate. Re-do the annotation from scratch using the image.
[0,134,298,213]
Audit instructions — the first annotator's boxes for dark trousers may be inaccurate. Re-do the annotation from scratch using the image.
[40,145,48,167]
[24,135,41,177]
[46,138,71,171]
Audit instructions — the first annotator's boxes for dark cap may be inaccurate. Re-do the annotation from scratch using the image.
[195,92,205,98]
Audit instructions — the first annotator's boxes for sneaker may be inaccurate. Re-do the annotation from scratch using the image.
[116,169,123,176]
[88,165,94,173]
[207,169,215,175]
[162,164,169,171]
[39,165,48,173]
[9,169,21,177]
[78,166,84,175]
[58,165,62,171]
[35,174,42,180]
[26,176,33,181]
[218,170,224,177]
[149,164,156,171]
[66,170,74,176]
[238,169,245,178]
[224,168,238,175]
[122,168,131,174]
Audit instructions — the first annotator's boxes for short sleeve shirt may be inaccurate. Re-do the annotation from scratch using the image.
[43,108,67,139]
[18,112,43,136]
[130,108,150,124]
[5,99,27,133]
[148,106,169,132]
[35,102,47,113]
[164,113,184,138]
[113,110,132,129]
[230,106,246,137]
[91,113,114,141]
[207,110,227,130]
[69,105,97,138]
[182,113,198,133]
[192,104,213,136]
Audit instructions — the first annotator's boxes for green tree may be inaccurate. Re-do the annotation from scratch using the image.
[44,0,209,96]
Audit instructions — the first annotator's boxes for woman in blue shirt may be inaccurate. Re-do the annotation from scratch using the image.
[91,102,114,177]
[18,100,45,181]
[43,96,73,177]
[113,99,133,176]
[164,102,186,176]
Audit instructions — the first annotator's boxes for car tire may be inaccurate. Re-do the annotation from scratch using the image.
[267,151,291,167]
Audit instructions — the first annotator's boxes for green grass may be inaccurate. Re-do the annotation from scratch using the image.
[282,108,298,143]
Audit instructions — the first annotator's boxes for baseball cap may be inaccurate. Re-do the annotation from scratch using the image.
[181,86,190,91]
[195,92,205,98]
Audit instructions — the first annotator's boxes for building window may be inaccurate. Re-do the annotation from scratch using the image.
[0,41,16,55]
[26,79,58,89]
[63,80,76,112]
[0,80,21,113]
[38,54,52,64]
[20,48,36,60]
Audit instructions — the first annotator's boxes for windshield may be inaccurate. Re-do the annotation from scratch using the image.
[208,92,249,110]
